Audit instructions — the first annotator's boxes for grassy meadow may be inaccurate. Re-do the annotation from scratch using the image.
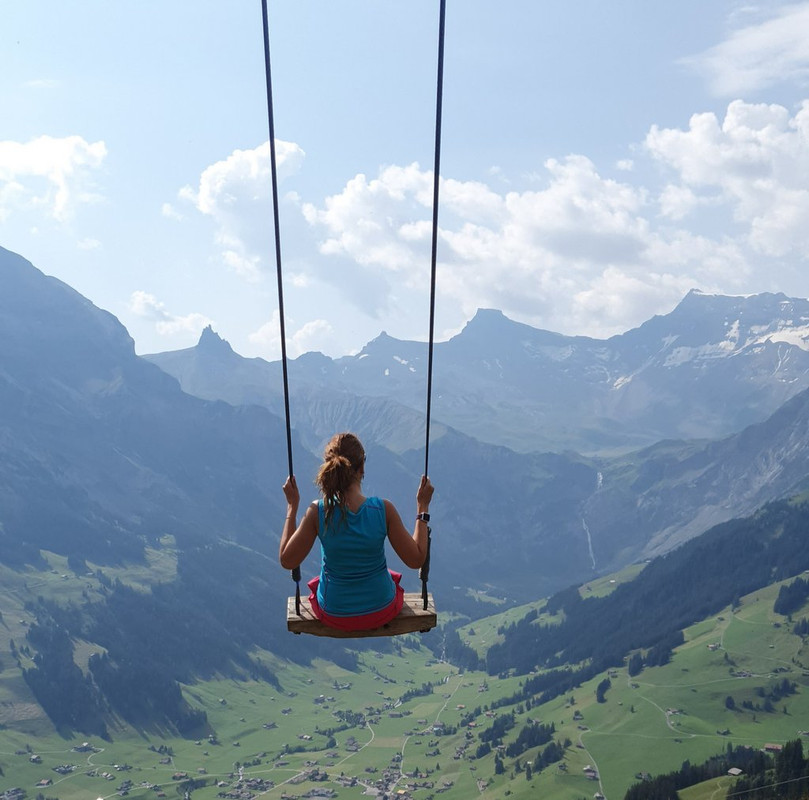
[1,567,808,800]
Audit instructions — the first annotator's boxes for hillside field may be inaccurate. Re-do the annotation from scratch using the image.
[1,572,808,800]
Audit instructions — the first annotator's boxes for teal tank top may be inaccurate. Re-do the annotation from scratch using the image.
[316,496,395,616]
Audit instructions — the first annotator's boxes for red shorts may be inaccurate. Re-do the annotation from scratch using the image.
[308,571,404,632]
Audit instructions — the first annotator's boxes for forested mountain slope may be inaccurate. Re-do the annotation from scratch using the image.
[0,247,300,566]
[487,494,809,677]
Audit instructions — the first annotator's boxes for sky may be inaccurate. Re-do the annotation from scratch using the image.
[2,1,809,359]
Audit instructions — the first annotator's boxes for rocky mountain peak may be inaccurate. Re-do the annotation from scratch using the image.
[460,308,521,338]
[197,325,235,356]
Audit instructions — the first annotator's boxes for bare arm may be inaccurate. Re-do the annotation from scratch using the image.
[386,475,434,569]
[279,476,319,570]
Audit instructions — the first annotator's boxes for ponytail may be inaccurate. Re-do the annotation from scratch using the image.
[316,433,365,529]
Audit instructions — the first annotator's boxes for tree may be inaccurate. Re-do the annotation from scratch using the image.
[627,652,644,677]
[475,742,491,759]
[596,677,611,703]
[775,739,806,798]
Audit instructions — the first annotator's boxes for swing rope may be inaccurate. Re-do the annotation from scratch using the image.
[420,0,447,610]
[424,0,445,480]
[260,0,447,617]
[260,0,300,614]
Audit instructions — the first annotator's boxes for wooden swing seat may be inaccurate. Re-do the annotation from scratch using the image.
[287,592,437,638]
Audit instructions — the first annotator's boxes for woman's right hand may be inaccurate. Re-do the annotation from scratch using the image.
[416,475,434,510]
[283,475,300,510]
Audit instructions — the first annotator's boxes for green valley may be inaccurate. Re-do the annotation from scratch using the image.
[2,572,808,800]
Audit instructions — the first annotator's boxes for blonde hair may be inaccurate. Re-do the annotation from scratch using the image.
[316,432,365,529]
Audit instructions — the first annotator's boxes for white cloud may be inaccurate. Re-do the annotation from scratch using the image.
[129,290,212,337]
[247,312,281,354]
[161,202,184,221]
[248,312,334,358]
[77,237,101,251]
[684,3,809,95]
[24,79,60,89]
[302,163,434,284]
[571,268,694,330]
[658,183,705,220]
[646,99,809,257]
[0,135,106,222]
[172,100,809,345]
[290,319,334,356]
[179,140,305,282]
[299,92,809,340]
[289,271,311,288]
[487,165,510,184]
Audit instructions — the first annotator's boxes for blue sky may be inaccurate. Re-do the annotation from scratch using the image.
[3,1,809,358]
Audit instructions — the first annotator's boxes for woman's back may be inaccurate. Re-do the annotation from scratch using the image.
[316,496,394,616]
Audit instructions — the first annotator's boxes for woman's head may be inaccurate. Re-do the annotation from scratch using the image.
[316,433,365,527]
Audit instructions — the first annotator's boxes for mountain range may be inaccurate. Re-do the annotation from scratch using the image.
[148,291,809,455]
[5,243,809,600]
[146,288,809,576]
[6,242,809,734]
[5,243,809,603]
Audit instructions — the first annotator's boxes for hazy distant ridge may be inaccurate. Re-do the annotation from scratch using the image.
[148,290,809,455]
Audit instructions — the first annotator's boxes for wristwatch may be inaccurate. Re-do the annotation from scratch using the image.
[416,512,430,522]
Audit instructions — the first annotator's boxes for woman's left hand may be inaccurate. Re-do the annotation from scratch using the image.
[283,475,300,509]
[279,478,317,570]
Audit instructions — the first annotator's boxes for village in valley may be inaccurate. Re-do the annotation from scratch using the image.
[2,569,809,800]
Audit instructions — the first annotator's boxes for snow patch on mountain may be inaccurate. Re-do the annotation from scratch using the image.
[664,342,737,366]
[750,324,809,351]
[724,319,740,346]
[393,355,417,372]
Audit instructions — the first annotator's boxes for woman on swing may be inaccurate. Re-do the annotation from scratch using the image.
[280,432,434,632]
